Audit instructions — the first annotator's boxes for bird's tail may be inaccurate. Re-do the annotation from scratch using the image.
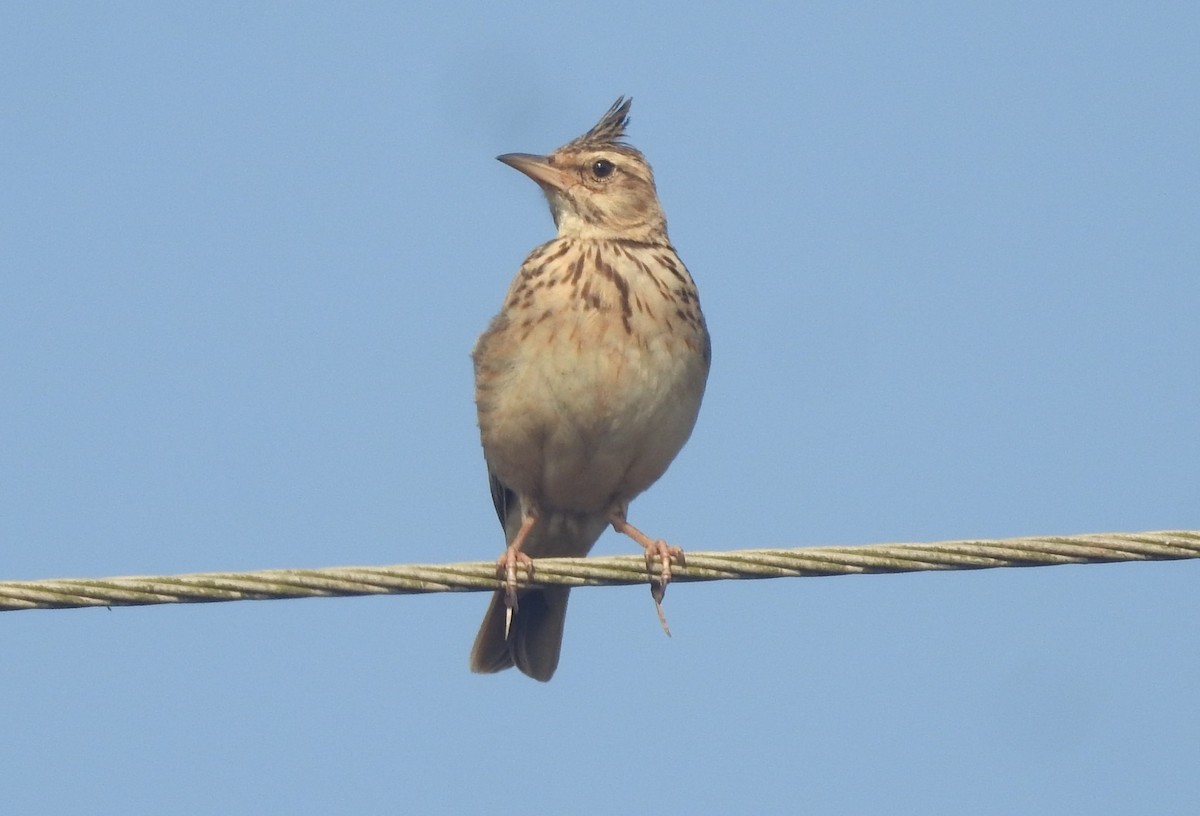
[469,586,571,682]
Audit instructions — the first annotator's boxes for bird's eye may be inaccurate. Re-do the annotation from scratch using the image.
[591,159,615,179]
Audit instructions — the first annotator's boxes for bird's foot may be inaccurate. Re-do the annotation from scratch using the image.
[643,539,685,636]
[495,545,534,637]
[609,515,686,636]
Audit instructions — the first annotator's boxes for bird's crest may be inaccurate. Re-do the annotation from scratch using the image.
[567,97,633,150]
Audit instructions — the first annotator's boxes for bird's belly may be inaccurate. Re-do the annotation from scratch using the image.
[481,316,705,513]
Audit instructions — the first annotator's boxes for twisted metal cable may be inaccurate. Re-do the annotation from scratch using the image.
[2,530,1196,612]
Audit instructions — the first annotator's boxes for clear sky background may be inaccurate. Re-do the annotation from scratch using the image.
[3,3,1198,814]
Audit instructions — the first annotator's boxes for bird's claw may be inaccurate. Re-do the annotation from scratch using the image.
[644,540,685,637]
[495,546,534,637]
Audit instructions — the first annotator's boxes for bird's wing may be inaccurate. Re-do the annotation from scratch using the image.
[487,466,516,531]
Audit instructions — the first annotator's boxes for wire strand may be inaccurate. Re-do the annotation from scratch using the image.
[2,530,1196,612]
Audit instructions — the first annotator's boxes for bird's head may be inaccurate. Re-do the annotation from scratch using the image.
[497,97,668,242]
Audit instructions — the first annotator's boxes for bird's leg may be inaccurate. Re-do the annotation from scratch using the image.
[496,508,538,637]
[608,510,686,636]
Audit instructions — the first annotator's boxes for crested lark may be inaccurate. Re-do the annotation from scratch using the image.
[469,98,710,681]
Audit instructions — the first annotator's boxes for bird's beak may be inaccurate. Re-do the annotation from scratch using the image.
[497,153,571,192]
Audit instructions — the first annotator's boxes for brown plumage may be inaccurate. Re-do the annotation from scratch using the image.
[470,97,710,681]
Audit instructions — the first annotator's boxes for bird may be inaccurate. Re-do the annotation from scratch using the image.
[469,97,710,681]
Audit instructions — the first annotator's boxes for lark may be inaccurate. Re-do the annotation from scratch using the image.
[469,98,710,681]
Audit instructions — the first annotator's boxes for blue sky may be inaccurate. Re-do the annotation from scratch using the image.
[3,3,1198,813]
